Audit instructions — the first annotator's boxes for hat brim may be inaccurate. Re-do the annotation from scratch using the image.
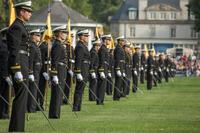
[135,47,140,49]
[78,33,89,36]
[54,30,67,33]
[17,6,33,12]
[31,32,41,36]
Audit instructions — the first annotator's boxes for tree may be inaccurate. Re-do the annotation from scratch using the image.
[190,0,200,32]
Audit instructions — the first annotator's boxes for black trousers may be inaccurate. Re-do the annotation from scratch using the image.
[164,71,169,82]
[73,80,86,111]
[153,74,157,87]
[27,66,41,113]
[63,71,72,103]
[38,71,46,108]
[0,77,9,119]
[140,70,145,84]
[96,77,106,104]
[113,76,123,100]
[9,55,28,132]
[147,72,153,90]
[132,73,138,93]
[89,77,97,101]
[123,77,130,95]
[49,65,66,119]
[157,71,162,83]
[106,77,113,95]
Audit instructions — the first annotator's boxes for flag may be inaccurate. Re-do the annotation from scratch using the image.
[152,45,156,56]
[67,15,72,45]
[144,44,149,58]
[110,35,115,49]
[42,7,52,41]
[95,26,100,39]
[9,0,16,26]
[95,26,104,39]
[131,44,135,54]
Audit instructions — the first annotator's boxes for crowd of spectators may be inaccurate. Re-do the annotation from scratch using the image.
[175,55,200,77]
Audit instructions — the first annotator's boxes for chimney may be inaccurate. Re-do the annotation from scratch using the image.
[138,0,148,20]
[180,0,189,20]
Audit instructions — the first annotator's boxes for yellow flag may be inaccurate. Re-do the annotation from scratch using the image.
[144,44,149,58]
[42,9,53,41]
[67,15,72,45]
[95,27,100,39]
[152,45,156,57]
[9,0,16,26]
[132,44,135,54]
[110,36,115,49]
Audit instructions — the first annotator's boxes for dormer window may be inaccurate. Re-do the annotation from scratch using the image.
[171,12,177,20]
[128,7,137,20]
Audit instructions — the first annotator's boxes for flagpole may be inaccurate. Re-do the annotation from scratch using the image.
[67,14,74,102]
[44,1,53,111]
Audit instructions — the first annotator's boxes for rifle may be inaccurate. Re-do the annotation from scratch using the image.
[21,81,55,131]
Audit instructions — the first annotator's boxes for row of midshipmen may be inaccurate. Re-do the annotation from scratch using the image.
[0,1,175,132]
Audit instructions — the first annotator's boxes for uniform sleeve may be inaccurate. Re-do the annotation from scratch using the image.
[89,51,96,73]
[74,45,84,74]
[40,44,48,72]
[98,47,105,72]
[132,54,136,69]
[29,45,35,74]
[7,25,22,73]
[114,47,120,71]
[51,45,61,76]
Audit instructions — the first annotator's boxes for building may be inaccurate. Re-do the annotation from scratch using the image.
[29,0,103,49]
[110,0,199,55]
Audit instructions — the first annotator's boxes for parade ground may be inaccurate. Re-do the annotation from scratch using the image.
[0,77,200,133]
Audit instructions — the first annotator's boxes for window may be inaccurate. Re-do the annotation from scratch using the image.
[160,13,167,20]
[191,28,197,38]
[130,27,135,37]
[170,27,176,38]
[171,12,177,20]
[128,8,137,20]
[150,12,156,20]
[150,25,156,37]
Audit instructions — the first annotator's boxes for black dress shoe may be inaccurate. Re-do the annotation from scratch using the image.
[96,102,104,105]
[0,114,9,119]
[113,98,120,101]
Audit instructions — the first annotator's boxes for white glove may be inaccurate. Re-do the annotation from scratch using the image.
[52,76,59,84]
[68,70,74,77]
[100,72,105,79]
[91,72,96,79]
[159,68,162,72]
[154,72,157,75]
[150,71,153,75]
[141,67,144,71]
[5,77,13,86]
[77,74,83,81]
[108,73,112,78]
[122,73,126,77]
[69,59,75,63]
[29,74,35,82]
[116,70,122,77]
[166,68,169,72]
[134,71,137,76]
[14,71,23,82]
[171,69,174,71]
[42,72,49,80]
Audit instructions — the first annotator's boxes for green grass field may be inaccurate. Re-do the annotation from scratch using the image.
[1,77,200,133]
